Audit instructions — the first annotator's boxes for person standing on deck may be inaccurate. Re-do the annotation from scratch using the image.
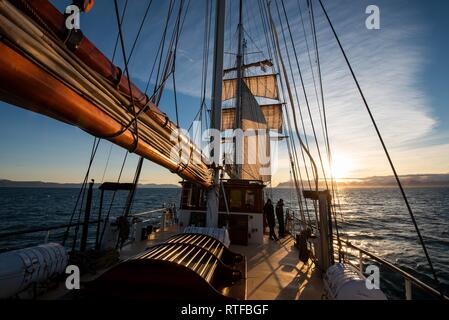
[276,199,285,238]
[263,199,278,241]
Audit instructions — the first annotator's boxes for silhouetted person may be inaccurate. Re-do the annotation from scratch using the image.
[264,199,278,241]
[276,199,285,238]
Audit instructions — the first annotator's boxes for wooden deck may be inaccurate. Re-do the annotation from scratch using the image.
[119,225,181,260]
[105,226,325,300]
[41,225,324,300]
[231,236,324,300]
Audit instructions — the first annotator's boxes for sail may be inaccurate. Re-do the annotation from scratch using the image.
[222,74,278,101]
[221,103,283,132]
[230,82,271,182]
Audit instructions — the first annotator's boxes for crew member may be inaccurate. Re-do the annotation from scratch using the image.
[264,199,278,241]
[276,199,285,238]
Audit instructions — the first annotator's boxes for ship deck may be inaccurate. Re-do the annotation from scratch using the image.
[231,237,324,300]
[42,225,324,300]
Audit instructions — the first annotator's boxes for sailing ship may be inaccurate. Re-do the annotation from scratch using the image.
[0,0,446,301]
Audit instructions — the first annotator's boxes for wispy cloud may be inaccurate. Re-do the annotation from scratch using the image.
[268,0,445,181]
[124,0,447,183]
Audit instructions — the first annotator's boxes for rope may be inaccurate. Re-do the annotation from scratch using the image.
[170,0,187,128]
[265,0,316,200]
[111,0,129,64]
[113,0,139,153]
[126,0,154,65]
[260,0,317,225]
[309,0,342,258]
[62,137,100,247]
[277,0,330,191]
[98,150,129,247]
[101,144,114,183]
[268,2,320,221]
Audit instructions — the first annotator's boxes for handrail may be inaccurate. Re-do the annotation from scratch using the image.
[0,220,103,239]
[129,208,167,217]
[337,238,448,300]
[285,208,318,231]
[0,207,166,238]
[0,207,172,239]
[286,208,448,300]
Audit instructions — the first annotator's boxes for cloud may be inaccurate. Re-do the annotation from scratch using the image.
[269,0,446,179]
[125,0,447,181]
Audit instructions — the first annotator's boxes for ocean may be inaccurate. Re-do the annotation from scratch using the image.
[0,186,448,299]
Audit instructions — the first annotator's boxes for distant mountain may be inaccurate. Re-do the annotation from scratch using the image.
[276,174,449,188]
[0,179,180,189]
[139,183,180,189]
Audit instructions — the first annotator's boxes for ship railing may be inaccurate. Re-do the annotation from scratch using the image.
[0,220,103,240]
[129,204,177,225]
[285,207,448,301]
[0,220,105,252]
[284,208,317,234]
[126,205,178,242]
[129,208,166,223]
[335,238,448,300]
[0,204,177,251]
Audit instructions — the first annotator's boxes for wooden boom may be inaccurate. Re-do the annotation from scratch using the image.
[0,0,213,187]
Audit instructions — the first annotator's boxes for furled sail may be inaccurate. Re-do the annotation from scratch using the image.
[222,74,279,101]
[0,0,213,187]
[221,103,283,132]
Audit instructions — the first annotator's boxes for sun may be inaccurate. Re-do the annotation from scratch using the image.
[330,153,354,180]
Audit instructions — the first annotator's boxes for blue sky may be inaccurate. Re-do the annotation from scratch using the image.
[0,0,448,185]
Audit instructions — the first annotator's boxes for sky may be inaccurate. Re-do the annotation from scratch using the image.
[0,0,448,186]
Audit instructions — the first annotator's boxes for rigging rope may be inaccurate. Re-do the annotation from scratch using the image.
[126,0,154,65]
[267,1,316,197]
[296,0,327,142]
[98,150,129,247]
[308,0,342,257]
[111,0,129,64]
[277,0,330,192]
[268,1,319,198]
[113,0,140,153]
[101,144,114,183]
[189,0,213,140]
[62,137,100,248]
[259,0,316,226]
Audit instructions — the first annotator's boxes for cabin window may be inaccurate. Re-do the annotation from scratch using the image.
[245,190,256,210]
[229,189,243,209]
[219,182,264,213]
[180,183,206,209]
[180,185,192,209]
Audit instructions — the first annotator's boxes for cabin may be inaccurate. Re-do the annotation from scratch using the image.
[178,179,266,245]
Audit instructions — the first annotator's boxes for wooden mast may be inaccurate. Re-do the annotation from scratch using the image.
[206,0,226,228]
[234,0,245,179]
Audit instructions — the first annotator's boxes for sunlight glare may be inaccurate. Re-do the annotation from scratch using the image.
[331,153,354,180]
